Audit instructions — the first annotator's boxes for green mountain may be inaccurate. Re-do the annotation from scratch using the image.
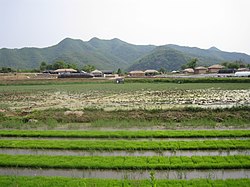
[128,45,250,71]
[0,38,155,70]
[1,38,250,71]
[128,46,190,71]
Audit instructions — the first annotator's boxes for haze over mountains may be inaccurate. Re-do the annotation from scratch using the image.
[0,37,250,71]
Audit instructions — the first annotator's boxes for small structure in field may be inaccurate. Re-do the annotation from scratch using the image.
[145,69,159,76]
[194,66,207,74]
[171,70,180,74]
[183,68,194,74]
[91,70,103,77]
[54,68,77,74]
[115,77,125,84]
[129,70,145,77]
[208,64,224,73]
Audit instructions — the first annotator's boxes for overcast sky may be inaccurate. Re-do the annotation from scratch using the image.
[1,0,250,54]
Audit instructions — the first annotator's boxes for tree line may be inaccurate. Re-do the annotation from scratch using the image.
[40,61,101,73]
[1,59,249,74]
[181,58,250,70]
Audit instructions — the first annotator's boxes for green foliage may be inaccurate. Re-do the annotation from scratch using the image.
[150,171,157,187]
[117,68,122,75]
[39,61,78,71]
[0,139,249,150]
[130,44,250,71]
[1,38,250,72]
[52,61,67,69]
[128,47,189,71]
[181,58,198,69]
[1,130,249,138]
[0,154,249,170]
[39,61,47,71]
[221,60,248,69]
[0,38,155,70]
[82,64,96,72]
[0,67,15,73]
[158,67,166,74]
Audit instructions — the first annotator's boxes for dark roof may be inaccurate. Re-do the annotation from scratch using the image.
[101,70,113,74]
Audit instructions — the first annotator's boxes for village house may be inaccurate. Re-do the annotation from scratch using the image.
[144,69,159,76]
[128,70,145,77]
[194,66,207,74]
[183,68,194,74]
[237,68,250,72]
[91,69,103,77]
[54,68,77,74]
[208,64,224,73]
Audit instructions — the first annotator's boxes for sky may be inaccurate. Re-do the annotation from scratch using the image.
[1,0,250,54]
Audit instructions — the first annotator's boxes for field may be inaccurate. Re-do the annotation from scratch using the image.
[0,78,249,186]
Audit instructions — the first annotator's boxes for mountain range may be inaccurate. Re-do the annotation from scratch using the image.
[0,37,250,71]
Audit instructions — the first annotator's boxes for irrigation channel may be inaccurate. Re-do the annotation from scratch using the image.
[1,137,249,141]
[0,148,249,157]
[0,168,249,180]
[0,130,250,181]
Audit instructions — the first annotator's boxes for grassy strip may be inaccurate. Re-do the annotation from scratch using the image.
[0,130,250,138]
[1,77,250,86]
[0,78,112,86]
[1,106,249,129]
[0,139,249,150]
[0,176,250,187]
[0,154,249,170]
[126,77,250,83]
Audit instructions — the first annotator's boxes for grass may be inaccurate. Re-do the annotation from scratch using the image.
[0,139,249,151]
[1,129,250,138]
[125,77,250,84]
[0,176,250,187]
[1,107,249,129]
[0,77,250,86]
[0,154,249,170]
[91,119,163,128]
[0,82,249,93]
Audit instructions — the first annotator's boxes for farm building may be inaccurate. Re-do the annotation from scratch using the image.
[208,64,224,73]
[194,66,207,74]
[145,69,159,76]
[183,68,194,74]
[58,72,93,78]
[129,71,145,77]
[218,69,236,74]
[101,70,113,75]
[98,70,113,78]
[54,68,77,74]
[91,70,103,77]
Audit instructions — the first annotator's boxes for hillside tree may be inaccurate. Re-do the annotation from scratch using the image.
[53,61,68,69]
[82,64,96,72]
[117,68,122,75]
[181,58,198,69]
[40,62,47,71]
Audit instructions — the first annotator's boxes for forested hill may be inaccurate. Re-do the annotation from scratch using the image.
[0,38,155,70]
[128,45,250,71]
[1,37,250,71]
